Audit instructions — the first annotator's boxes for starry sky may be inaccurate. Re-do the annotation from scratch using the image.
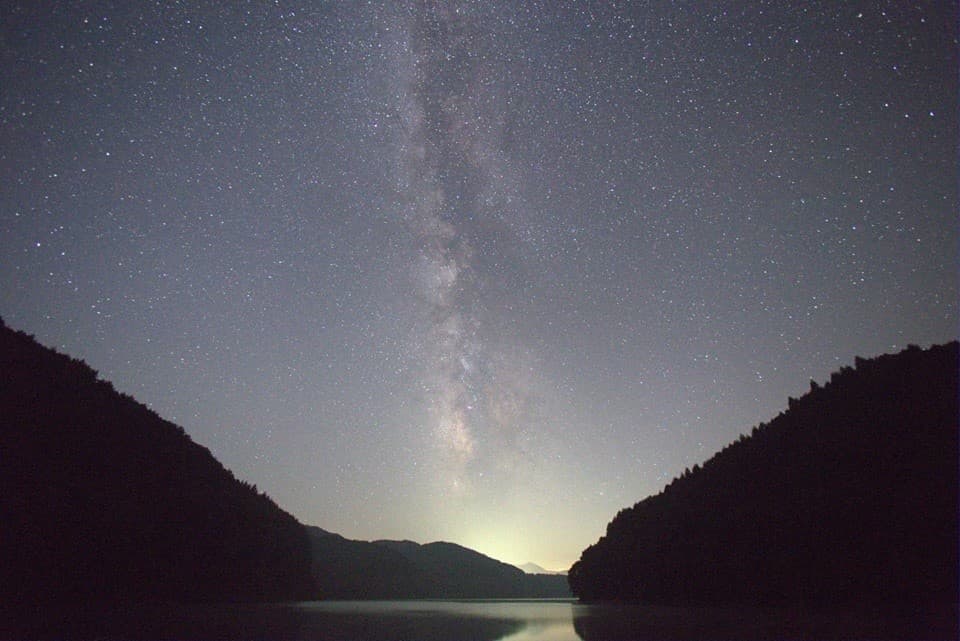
[1,1,956,571]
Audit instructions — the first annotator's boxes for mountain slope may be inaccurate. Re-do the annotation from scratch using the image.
[0,316,568,608]
[569,342,958,609]
[307,527,427,598]
[376,539,528,598]
[0,318,315,605]
[307,527,571,598]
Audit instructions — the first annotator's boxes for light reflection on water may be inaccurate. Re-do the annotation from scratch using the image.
[14,598,951,640]
[498,619,578,641]
[290,599,581,641]
[286,599,957,641]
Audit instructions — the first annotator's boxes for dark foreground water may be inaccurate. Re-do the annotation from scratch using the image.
[4,599,955,640]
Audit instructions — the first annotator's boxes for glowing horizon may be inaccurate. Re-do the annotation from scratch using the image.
[2,1,955,571]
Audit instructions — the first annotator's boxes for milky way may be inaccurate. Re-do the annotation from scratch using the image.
[387,3,541,495]
[1,1,956,569]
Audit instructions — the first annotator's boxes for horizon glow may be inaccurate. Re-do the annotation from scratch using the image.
[1,1,956,569]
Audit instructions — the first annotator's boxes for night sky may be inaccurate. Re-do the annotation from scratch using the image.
[2,1,956,571]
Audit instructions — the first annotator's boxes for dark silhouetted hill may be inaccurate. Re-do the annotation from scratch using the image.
[0,315,568,615]
[307,527,571,598]
[308,527,425,598]
[0,317,315,608]
[569,342,958,615]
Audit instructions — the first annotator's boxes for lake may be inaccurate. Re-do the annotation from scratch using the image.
[7,598,955,640]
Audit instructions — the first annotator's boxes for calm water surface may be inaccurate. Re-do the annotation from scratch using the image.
[9,598,954,640]
[287,600,578,641]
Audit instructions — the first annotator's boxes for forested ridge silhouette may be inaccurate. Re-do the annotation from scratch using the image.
[569,341,958,616]
[308,527,570,598]
[0,316,568,623]
[0,317,315,607]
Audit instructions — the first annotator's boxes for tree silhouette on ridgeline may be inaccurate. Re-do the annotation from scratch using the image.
[307,527,571,599]
[0,315,569,623]
[0,317,315,606]
[569,342,958,614]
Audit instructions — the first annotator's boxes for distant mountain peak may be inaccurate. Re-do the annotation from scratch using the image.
[517,562,566,575]
[309,529,571,598]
